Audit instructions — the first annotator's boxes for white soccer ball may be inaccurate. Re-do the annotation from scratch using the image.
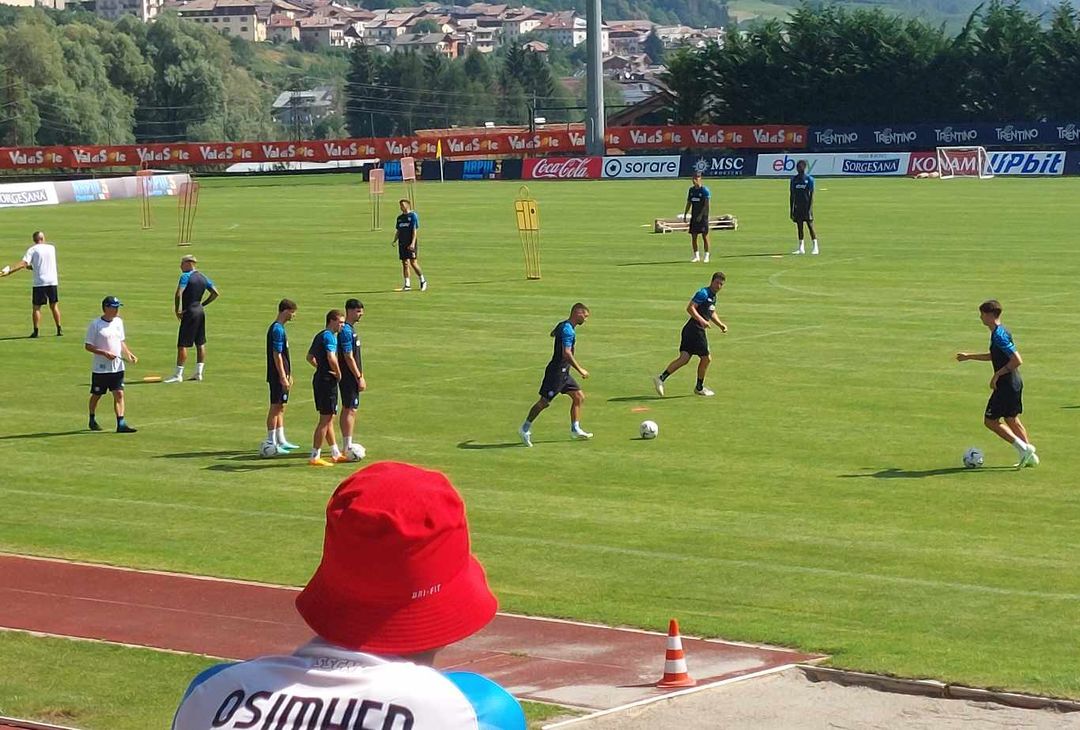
[259,440,279,458]
[639,420,659,440]
[347,443,367,462]
[962,447,984,469]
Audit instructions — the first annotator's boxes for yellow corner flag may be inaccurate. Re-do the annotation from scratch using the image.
[436,139,443,159]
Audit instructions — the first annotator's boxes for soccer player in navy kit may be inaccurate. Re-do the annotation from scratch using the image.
[393,199,427,291]
[790,160,819,255]
[338,298,366,453]
[654,272,728,397]
[307,310,346,467]
[519,303,591,447]
[166,255,220,382]
[264,299,299,456]
[684,172,711,262]
[956,299,1038,467]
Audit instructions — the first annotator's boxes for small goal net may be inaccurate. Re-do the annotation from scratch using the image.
[936,146,993,179]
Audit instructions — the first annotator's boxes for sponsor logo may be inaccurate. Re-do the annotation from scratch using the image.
[907,152,938,174]
[995,125,1039,143]
[1057,124,1080,142]
[72,180,109,202]
[934,127,979,143]
[0,183,57,208]
[874,128,918,145]
[462,160,496,180]
[602,155,680,178]
[691,156,747,177]
[814,129,859,146]
[753,128,801,145]
[524,157,600,179]
[840,157,901,174]
[763,155,821,175]
[989,151,1065,175]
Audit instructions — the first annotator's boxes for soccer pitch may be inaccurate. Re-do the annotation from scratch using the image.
[1,174,1078,727]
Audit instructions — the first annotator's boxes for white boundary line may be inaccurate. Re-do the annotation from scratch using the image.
[0,626,229,661]
[541,664,799,729]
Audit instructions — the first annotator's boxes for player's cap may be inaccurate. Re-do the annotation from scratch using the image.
[296,461,498,655]
[180,254,197,264]
[101,296,123,309]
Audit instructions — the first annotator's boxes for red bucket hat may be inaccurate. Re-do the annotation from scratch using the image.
[296,461,498,655]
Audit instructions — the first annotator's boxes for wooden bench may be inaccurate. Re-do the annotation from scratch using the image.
[654,215,738,234]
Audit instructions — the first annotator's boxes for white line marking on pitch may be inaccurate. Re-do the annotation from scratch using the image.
[542,664,799,729]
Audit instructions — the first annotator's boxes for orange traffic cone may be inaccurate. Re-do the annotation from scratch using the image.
[656,618,696,688]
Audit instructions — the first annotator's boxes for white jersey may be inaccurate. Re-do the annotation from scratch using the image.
[172,640,525,730]
[85,316,126,374]
[21,242,58,287]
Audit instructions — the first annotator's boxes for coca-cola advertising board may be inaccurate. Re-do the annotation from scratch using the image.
[522,157,601,180]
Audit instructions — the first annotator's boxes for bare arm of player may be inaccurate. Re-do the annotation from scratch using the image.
[273,352,289,388]
[344,351,362,381]
[121,342,138,364]
[84,343,117,360]
[564,346,589,379]
[174,287,184,319]
[0,261,28,277]
[306,353,318,369]
[711,313,728,333]
[203,287,220,306]
[327,351,342,381]
[685,301,710,328]
[955,352,992,362]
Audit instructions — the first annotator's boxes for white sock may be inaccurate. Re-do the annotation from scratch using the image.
[404,277,411,287]
[521,420,532,431]
[275,427,287,444]
[267,429,276,444]
[812,239,819,246]
[310,448,321,460]
[196,362,205,377]
[330,444,341,458]
[798,240,805,250]
[420,276,427,284]
[174,366,184,377]
[572,420,581,432]
[344,436,352,449]
[1012,438,1030,454]
[704,252,710,261]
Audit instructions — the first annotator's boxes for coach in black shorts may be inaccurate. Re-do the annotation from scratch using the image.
[166,255,220,383]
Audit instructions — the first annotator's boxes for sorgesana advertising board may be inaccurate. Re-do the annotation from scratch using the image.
[680,153,755,177]
[0,182,59,208]
[756,153,911,177]
[601,155,680,179]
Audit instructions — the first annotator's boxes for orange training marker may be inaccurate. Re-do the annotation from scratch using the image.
[656,618,696,688]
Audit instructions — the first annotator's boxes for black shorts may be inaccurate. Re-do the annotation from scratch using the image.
[792,206,814,223]
[268,379,290,405]
[679,321,709,357]
[32,285,58,306]
[538,363,580,400]
[398,243,418,261]
[985,381,1023,420]
[178,308,206,348]
[339,376,360,410]
[688,218,710,235]
[90,371,124,394]
[313,379,339,415]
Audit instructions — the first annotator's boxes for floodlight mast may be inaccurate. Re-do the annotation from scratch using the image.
[585,0,605,156]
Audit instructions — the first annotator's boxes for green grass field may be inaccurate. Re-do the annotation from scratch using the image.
[1,174,1079,728]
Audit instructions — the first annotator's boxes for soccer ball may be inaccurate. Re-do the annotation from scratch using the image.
[639,420,659,440]
[259,440,279,458]
[962,447,984,469]
[346,443,367,462]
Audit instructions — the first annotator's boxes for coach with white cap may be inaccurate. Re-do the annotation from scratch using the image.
[172,461,526,730]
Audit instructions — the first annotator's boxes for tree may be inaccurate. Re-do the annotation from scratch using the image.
[643,29,665,64]
[344,42,380,136]
[411,18,441,34]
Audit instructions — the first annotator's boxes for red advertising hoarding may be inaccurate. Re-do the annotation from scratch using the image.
[0,125,808,172]
[522,157,602,180]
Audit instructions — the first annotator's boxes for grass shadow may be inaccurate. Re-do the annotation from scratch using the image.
[608,394,690,403]
[616,260,691,267]
[205,462,304,472]
[155,449,252,459]
[0,335,34,341]
[458,440,528,450]
[1061,405,1080,409]
[840,466,1015,479]
[0,429,89,441]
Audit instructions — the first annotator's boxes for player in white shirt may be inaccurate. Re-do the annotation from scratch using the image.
[84,296,138,433]
[0,230,63,338]
[173,462,526,730]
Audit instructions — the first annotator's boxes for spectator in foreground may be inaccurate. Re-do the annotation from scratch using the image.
[171,461,526,730]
